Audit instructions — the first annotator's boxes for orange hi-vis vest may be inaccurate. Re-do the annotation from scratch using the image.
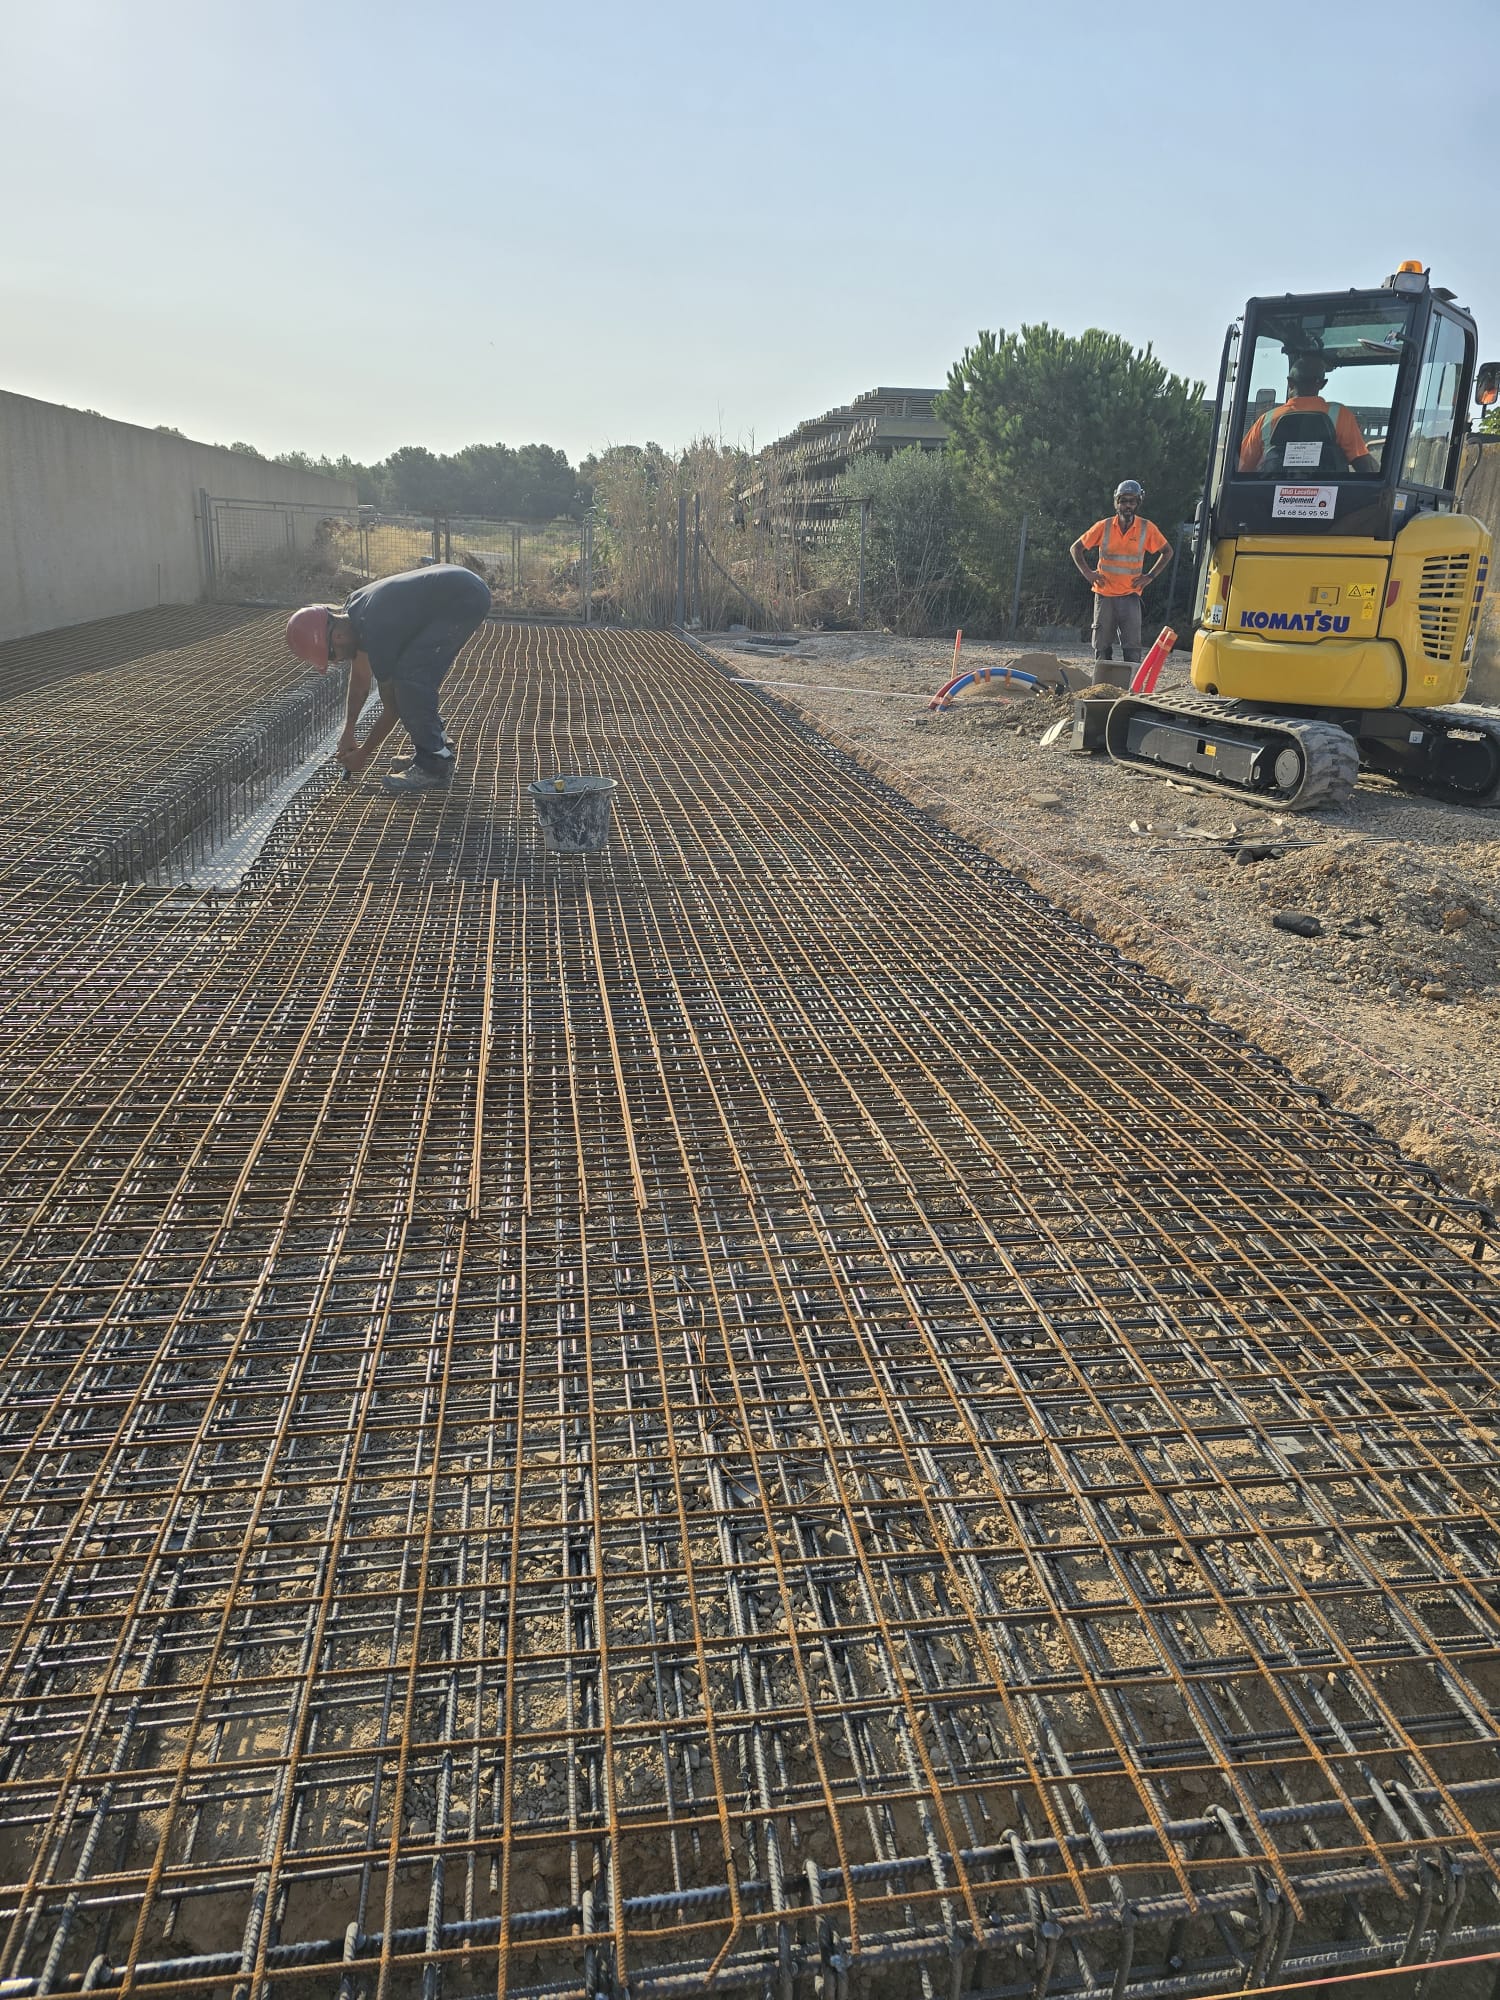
[1094,517,1152,592]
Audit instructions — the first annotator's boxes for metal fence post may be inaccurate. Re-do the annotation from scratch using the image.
[857,498,869,626]
[675,493,687,628]
[198,489,216,591]
[1008,513,1029,638]
[692,493,701,628]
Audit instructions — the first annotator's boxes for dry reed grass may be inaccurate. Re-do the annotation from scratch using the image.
[591,439,819,629]
[327,519,583,616]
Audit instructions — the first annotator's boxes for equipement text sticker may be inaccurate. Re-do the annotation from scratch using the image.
[1272,485,1338,521]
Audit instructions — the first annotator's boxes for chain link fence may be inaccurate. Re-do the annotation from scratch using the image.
[203,496,587,617]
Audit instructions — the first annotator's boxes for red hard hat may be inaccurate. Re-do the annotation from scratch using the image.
[286,605,333,670]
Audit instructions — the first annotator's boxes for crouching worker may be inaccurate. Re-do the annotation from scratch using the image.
[286,563,492,795]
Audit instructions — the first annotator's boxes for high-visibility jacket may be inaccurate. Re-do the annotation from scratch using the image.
[1079,515,1169,597]
[1238,397,1369,473]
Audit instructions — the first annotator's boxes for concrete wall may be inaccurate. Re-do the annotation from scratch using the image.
[0,391,357,644]
[1461,435,1500,702]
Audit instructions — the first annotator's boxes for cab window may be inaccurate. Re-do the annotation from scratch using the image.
[1238,301,1411,480]
[1401,314,1468,490]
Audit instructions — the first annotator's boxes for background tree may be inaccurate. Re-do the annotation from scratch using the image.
[449,442,519,517]
[172,430,579,518]
[271,448,385,504]
[821,449,965,634]
[373,441,581,519]
[383,445,448,515]
[317,453,383,506]
[512,443,579,521]
[936,324,1210,630]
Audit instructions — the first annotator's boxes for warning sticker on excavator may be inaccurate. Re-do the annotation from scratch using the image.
[1272,485,1338,520]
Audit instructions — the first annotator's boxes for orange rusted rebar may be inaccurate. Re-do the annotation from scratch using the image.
[0,620,1497,1998]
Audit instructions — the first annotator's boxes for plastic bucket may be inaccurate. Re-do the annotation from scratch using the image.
[527,774,619,853]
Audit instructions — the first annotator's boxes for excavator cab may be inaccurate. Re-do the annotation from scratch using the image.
[1209,269,1477,543]
[1099,264,1499,811]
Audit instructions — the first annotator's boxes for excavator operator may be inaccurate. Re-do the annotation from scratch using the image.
[1238,355,1376,478]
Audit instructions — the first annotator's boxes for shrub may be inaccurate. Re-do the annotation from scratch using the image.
[937,324,1209,628]
[820,449,965,634]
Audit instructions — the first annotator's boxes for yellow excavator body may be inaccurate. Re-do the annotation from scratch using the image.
[1098,264,1500,809]
[1191,512,1490,710]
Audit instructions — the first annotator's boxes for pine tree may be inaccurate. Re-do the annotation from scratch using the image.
[936,324,1209,627]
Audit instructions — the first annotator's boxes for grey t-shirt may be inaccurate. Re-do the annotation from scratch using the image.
[343,565,492,680]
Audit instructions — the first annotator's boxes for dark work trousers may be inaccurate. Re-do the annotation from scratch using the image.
[1091,591,1143,684]
[389,607,487,773]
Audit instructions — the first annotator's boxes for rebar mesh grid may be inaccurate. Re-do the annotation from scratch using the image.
[0,614,346,886]
[0,609,265,711]
[1,624,1499,1998]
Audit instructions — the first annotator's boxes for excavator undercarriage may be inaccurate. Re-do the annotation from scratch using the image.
[1102,693,1500,811]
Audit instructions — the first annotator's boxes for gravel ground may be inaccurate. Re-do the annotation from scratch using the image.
[708,629,1500,1211]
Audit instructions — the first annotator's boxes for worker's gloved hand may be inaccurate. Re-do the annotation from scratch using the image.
[336,738,370,776]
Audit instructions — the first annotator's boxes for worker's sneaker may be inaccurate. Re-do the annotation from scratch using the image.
[382,762,453,797]
[388,736,452,775]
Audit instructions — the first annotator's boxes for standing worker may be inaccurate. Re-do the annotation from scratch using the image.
[1070,481,1172,687]
[285,563,492,795]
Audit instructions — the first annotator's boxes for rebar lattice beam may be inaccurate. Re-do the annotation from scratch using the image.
[0,613,347,887]
[0,624,1497,1998]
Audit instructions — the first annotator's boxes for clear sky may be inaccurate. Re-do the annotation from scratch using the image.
[4,0,1496,469]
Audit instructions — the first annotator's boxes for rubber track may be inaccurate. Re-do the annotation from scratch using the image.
[1106,690,1360,811]
[1359,704,1500,805]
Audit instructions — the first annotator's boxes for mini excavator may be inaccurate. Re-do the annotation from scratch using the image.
[1103,262,1499,810]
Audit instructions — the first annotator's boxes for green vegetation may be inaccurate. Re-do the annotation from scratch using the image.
[586,322,1210,635]
[374,441,578,520]
[936,324,1209,627]
[191,317,1216,632]
[821,450,965,635]
[322,516,584,611]
[210,439,582,520]
[588,439,796,629]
